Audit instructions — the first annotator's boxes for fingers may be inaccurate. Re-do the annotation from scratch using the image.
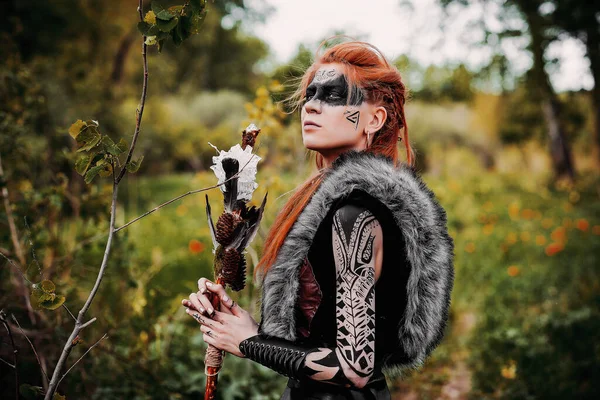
[203,281,243,317]
[199,323,219,347]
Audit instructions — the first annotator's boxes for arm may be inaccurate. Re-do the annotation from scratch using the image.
[240,204,383,389]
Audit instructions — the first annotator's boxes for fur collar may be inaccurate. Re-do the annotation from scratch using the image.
[257,150,455,377]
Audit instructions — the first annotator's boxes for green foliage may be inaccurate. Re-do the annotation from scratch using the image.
[137,0,208,52]
[68,119,128,183]
[18,385,65,400]
[430,169,600,399]
[29,279,66,310]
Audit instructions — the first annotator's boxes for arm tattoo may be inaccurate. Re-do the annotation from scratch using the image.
[302,204,380,388]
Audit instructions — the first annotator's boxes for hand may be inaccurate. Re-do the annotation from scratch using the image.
[182,278,258,358]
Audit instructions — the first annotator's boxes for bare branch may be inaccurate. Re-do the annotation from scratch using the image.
[44,182,119,400]
[24,217,43,277]
[10,313,49,384]
[115,0,148,184]
[56,333,108,389]
[62,304,77,323]
[0,251,33,285]
[0,153,26,266]
[80,317,97,330]
[0,356,15,368]
[43,2,148,397]
[0,310,18,398]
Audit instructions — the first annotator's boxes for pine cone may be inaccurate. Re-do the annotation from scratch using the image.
[216,213,242,245]
[230,256,246,292]
[220,249,241,285]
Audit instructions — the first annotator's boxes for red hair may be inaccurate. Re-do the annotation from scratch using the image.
[255,38,414,280]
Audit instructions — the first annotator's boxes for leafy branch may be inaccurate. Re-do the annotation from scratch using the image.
[41,1,208,399]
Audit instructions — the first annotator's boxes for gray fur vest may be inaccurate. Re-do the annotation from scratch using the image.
[257,150,455,377]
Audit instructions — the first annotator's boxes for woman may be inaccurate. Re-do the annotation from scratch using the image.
[182,40,455,399]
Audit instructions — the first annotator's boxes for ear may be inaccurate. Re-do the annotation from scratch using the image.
[365,104,387,134]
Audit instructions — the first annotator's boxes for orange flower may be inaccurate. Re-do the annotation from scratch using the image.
[575,219,589,232]
[520,231,531,242]
[483,201,494,212]
[188,239,205,254]
[551,226,566,243]
[535,235,547,246]
[521,209,535,220]
[545,242,564,256]
[542,218,554,229]
[508,203,520,220]
[507,265,520,277]
[483,224,494,235]
[465,242,476,253]
[501,360,517,379]
[505,232,518,245]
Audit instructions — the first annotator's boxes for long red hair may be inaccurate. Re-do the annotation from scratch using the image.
[255,39,415,280]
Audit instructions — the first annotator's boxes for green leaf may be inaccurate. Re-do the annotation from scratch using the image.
[41,295,66,310]
[84,163,105,184]
[168,5,184,14]
[190,0,205,13]
[98,162,113,178]
[156,30,170,40]
[68,119,86,139]
[152,1,174,20]
[157,39,166,53]
[171,21,184,46]
[75,154,92,175]
[126,155,144,173]
[180,14,192,37]
[156,16,179,32]
[75,127,101,152]
[41,279,55,293]
[102,135,126,156]
[19,384,45,400]
[39,292,55,302]
[137,21,159,36]
[53,393,66,400]
[189,9,207,35]
[117,138,128,153]
[30,284,44,310]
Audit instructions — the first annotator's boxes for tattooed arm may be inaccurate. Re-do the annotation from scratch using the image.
[301,203,383,388]
[239,203,383,389]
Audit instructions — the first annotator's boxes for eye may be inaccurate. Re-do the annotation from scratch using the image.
[327,92,341,100]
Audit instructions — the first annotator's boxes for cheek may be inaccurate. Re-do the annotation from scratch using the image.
[343,109,361,130]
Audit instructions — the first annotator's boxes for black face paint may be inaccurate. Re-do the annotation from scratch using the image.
[344,109,360,130]
[304,73,364,107]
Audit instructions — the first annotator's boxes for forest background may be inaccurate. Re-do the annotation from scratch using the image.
[1,0,599,399]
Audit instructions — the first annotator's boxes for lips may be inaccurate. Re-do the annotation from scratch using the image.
[303,121,321,128]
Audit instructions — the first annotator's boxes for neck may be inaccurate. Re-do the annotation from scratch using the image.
[319,144,368,169]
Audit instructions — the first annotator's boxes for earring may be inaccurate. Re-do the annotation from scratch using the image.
[366,131,371,148]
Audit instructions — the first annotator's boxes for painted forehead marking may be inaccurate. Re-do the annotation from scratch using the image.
[313,68,338,83]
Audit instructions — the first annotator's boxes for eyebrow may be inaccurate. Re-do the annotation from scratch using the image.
[306,76,347,90]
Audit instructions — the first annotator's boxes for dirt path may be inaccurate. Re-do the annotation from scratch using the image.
[390,311,476,400]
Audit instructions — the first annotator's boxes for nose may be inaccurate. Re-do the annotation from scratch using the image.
[303,97,321,114]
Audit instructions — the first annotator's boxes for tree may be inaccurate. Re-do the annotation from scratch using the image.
[439,0,576,180]
[547,0,600,168]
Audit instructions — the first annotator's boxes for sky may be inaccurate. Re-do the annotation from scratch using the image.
[235,0,593,92]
